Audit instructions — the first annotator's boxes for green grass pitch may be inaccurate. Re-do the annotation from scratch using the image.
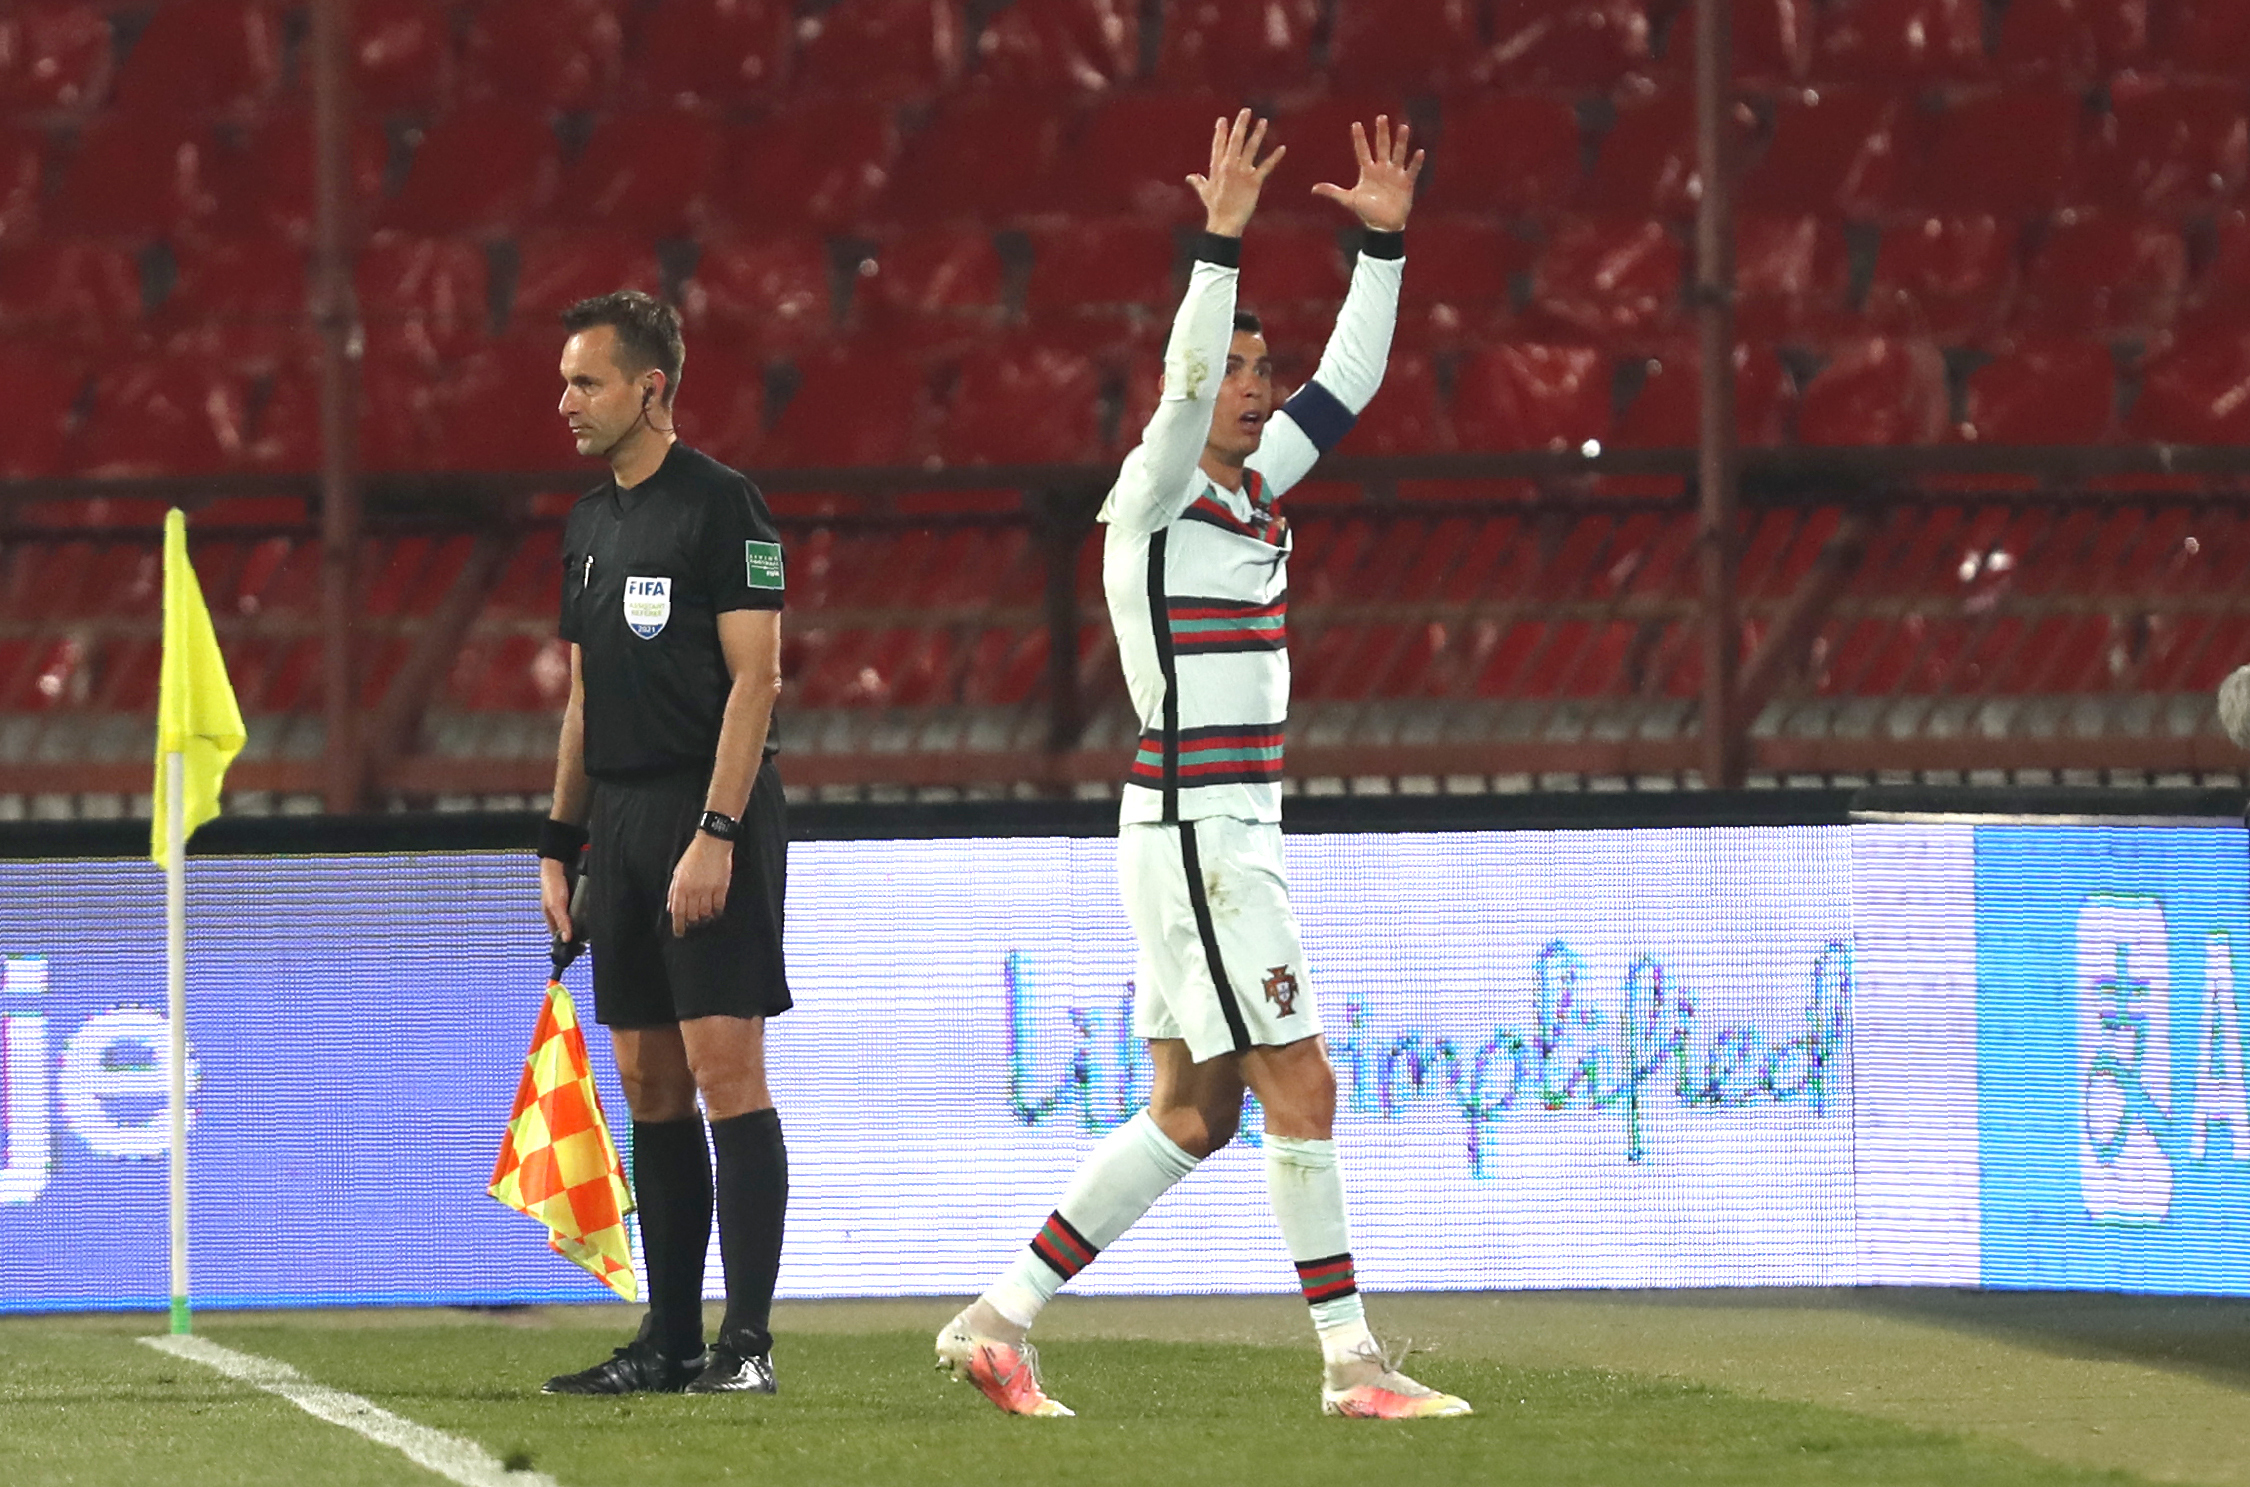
[5,1291,2246,1486]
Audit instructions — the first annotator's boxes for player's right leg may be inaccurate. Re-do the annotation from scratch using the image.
[938,1040,1243,1416]
[543,781,710,1396]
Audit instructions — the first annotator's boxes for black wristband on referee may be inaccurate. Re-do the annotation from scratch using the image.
[1360,229,1405,261]
[1195,231,1242,268]
[537,817,588,863]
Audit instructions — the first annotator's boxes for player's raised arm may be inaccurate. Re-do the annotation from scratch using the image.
[1252,117,1426,498]
[1101,110,1285,532]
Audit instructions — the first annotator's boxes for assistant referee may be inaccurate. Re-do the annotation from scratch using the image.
[535,290,791,1397]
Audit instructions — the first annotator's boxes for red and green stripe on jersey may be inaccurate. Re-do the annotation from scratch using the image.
[1180,470,1284,546]
[1131,722,1285,791]
[1028,1210,1099,1280]
[1294,1252,1359,1305]
[1167,592,1287,655]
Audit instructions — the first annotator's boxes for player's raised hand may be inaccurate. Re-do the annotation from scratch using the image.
[1311,116,1425,233]
[1188,109,1284,238]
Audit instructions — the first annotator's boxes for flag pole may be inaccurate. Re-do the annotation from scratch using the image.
[166,747,189,1336]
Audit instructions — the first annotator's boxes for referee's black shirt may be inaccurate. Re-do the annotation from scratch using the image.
[559,442,786,781]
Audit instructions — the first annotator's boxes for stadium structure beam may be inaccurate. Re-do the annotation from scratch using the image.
[1734,509,1875,725]
[358,526,518,791]
[1693,0,1744,789]
[309,0,364,814]
[1038,490,1092,764]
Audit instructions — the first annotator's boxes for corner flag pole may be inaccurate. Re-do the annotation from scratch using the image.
[166,749,189,1335]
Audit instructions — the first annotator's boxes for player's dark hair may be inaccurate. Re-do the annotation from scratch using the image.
[560,290,686,407]
[1233,310,1265,337]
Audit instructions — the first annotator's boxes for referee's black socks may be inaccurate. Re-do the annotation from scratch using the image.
[632,1117,714,1362]
[710,1108,789,1357]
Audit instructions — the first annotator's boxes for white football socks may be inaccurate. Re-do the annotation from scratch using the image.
[982,1109,1201,1334]
[1265,1134,1380,1380]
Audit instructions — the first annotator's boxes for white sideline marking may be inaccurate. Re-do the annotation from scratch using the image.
[141,1334,560,1487]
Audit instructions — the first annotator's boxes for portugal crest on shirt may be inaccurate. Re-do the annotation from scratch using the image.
[623,576,671,639]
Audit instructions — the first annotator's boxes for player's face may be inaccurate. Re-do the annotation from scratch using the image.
[558,326,645,458]
[1205,330,1275,464]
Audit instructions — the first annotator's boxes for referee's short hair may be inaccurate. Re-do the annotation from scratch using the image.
[1233,310,1264,338]
[561,290,686,407]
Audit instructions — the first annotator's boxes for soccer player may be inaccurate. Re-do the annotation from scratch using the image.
[535,291,792,1396]
[937,112,1470,1421]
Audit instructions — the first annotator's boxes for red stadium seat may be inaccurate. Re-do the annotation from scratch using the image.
[1584,89,1747,218]
[1452,343,1611,452]
[1729,0,1815,84]
[1614,343,1793,448]
[1795,338,1947,445]
[0,3,113,112]
[549,110,724,237]
[2127,330,2250,444]
[1816,0,1987,83]
[936,340,1103,465]
[0,127,45,247]
[383,105,561,235]
[681,234,836,354]
[719,101,901,233]
[1423,95,1580,216]
[51,114,219,239]
[1022,217,1177,318]
[349,0,454,114]
[1957,338,2115,444]
[1742,86,1906,218]
[1905,89,2083,218]
[2076,78,2249,217]
[668,343,765,465]
[1994,0,2149,83]
[1734,212,1850,339]
[0,240,142,339]
[209,111,390,246]
[460,0,624,110]
[1157,0,1322,93]
[428,337,573,472]
[509,231,665,326]
[1045,92,1233,221]
[971,0,1139,94]
[0,345,87,477]
[1527,218,1682,342]
[630,0,789,109]
[1393,214,1527,347]
[857,227,1006,334]
[764,346,936,466]
[2015,212,2185,338]
[357,233,491,357]
[793,0,964,100]
[160,237,309,327]
[880,91,1062,222]
[72,352,254,476]
[109,0,282,115]
[1478,0,1652,90]
[1334,351,1449,456]
[1239,221,1349,309]
[2153,0,2250,82]
[1329,0,1481,91]
[1865,214,2021,342]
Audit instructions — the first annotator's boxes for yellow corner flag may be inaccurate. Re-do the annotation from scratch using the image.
[152,509,246,869]
[490,980,639,1301]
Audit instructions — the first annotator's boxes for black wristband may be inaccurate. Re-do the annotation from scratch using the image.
[1195,231,1242,268]
[1360,229,1405,261]
[698,809,739,842]
[537,817,588,863]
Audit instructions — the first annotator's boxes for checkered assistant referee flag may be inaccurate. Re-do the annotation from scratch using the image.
[489,933,638,1302]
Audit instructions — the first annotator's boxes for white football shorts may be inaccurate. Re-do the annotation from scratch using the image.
[1117,816,1322,1063]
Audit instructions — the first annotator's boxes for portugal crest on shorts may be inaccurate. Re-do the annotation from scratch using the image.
[623,576,671,639]
[1262,965,1300,1017]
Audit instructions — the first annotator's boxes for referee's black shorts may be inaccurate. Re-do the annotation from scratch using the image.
[584,760,791,1028]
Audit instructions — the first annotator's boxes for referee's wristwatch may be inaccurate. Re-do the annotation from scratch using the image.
[697,809,739,842]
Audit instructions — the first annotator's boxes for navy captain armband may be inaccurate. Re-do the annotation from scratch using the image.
[537,817,589,863]
[1360,230,1405,261]
[1195,231,1242,268]
[1281,380,1357,453]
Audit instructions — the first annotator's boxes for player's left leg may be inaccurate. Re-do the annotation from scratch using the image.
[677,1014,784,1394]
